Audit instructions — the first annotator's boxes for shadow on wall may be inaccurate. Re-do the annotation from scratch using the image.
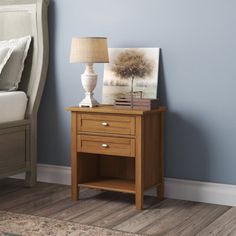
[157,49,168,106]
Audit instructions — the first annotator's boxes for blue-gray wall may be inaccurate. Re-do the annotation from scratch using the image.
[38,0,236,185]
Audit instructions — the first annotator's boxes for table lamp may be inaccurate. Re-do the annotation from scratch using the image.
[70,37,109,107]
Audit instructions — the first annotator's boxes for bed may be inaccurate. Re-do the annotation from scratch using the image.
[0,0,49,186]
[0,92,28,123]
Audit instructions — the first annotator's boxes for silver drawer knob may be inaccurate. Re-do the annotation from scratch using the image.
[101,144,109,148]
[101,122,109,126]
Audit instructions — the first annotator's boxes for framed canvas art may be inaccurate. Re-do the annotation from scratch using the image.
[102,48,160,104]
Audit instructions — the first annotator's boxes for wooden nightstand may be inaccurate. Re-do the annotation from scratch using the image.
[67,105,167,209]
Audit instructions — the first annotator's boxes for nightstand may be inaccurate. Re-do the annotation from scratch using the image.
[67,105,167,209]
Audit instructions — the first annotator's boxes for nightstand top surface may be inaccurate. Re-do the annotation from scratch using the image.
[66,105,167,115]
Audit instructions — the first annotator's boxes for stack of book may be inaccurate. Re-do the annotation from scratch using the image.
[114,98,159,110]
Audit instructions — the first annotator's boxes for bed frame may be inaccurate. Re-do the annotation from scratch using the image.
[0,0,49,186]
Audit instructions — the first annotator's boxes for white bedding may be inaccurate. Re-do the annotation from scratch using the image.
[0,91,28,123]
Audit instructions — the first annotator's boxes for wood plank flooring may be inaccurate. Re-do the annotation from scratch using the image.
[0,178,234,236]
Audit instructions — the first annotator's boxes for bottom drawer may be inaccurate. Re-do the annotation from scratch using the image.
[77,135,135,157]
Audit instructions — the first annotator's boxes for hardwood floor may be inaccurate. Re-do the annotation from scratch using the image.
[0,178,235,235]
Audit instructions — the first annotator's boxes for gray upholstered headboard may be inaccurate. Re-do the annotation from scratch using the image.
[0,0,49,118]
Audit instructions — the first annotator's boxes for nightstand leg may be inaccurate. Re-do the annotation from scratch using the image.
[157,183,164,201]
[71,158,79,200]
[135,116,144,210]
[72,186,79,201]
[135,191,143,210]
[157,112,165,202]
[71,173,79,200]
[71,111,79,201]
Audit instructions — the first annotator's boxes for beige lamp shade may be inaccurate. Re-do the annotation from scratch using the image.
[70,37,109,63]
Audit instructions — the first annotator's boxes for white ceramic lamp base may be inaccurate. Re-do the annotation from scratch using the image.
[79,92,99,107]
[79,63,99,108]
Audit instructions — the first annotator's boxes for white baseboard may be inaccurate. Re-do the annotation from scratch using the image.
[13,164,71,186]
[147,178,236,207]
[13,164,236,207]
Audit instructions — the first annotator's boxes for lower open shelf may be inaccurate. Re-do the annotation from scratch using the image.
[78,178,135,194]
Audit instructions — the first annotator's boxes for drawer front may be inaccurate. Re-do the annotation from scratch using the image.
[78,114,135,135]
[78,135,135,157]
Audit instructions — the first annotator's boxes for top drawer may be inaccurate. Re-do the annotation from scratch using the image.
[77,114,135,135]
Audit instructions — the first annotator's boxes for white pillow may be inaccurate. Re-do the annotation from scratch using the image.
[0,47,13,75]
[0,36,31,91]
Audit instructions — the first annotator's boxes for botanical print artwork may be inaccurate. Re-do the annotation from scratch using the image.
[102,48,160,104]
